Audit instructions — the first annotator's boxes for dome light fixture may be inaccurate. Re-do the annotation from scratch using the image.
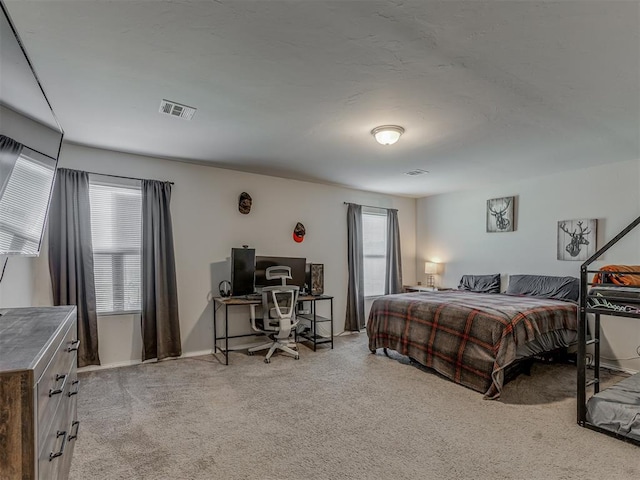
[371,125,405,146]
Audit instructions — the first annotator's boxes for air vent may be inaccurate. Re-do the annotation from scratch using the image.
[404,169,429,176]
[159,99,196,120]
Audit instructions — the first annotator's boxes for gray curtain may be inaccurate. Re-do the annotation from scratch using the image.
[141,180,181,361]
[385,208,403,294]
[345,203,365,331]
[48,168,100,367]
[0,135,23,200]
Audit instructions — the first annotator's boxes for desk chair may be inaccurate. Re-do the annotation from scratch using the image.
[248,267,300,363]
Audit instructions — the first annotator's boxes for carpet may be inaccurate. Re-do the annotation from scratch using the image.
[69,334,639,480]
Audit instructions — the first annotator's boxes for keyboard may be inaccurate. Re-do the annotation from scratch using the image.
[244,293,262,300]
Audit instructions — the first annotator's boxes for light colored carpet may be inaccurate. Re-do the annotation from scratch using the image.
[70,334,639,480]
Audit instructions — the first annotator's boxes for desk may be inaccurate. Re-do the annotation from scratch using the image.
[213,294,333,365]
[296,295,334,351]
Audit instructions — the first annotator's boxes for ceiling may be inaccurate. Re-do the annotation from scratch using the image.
[4,0,639,197]
[0,4,59,132]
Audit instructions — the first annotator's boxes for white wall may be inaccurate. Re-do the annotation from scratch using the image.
[0,256,36,307]
[26,143,416,367]
[416,159,640,372]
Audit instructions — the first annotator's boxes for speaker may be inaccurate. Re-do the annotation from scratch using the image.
[231,247,255,296]
[305,263,324,295]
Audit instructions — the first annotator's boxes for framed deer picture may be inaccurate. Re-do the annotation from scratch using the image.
[557,218,597,261]
[486,196,515,233]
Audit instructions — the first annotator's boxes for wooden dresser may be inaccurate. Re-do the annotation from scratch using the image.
[0,306,79,480]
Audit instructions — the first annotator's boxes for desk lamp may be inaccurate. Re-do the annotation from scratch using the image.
[424,262,438,289]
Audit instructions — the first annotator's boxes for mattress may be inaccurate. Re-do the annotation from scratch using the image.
[588,286,640,315]
[586,372,640,442]
[515,329,577,359]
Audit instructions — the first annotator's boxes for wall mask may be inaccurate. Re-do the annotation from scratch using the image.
[238,192,252,214]
[293,222,306,243]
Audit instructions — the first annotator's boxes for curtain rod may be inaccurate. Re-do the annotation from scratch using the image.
[82,170,174,185]
[343,202,396,211]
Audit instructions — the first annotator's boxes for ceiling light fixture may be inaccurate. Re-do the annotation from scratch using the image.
[371,125,405,146]
[405,169,429,176]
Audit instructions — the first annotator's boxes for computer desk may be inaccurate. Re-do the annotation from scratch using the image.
[212,294,333,365]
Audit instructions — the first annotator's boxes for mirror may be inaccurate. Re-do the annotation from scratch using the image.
[0,1,63,255]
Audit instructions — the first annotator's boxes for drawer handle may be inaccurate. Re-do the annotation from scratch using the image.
[66,339,80,352]
[49,430,67,461]
[68,421,80,441]
[68,379,80,396]
[48,373,67,397]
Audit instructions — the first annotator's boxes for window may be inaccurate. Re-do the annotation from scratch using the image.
[89,179,142,314]
[362,209,387,297]
[0,149,56,255]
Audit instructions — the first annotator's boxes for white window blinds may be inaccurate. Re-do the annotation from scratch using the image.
[362,209,388,297]
[89,179,142,314]
[0,151,55,255]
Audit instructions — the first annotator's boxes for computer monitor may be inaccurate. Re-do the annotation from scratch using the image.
[231,247,255,296]
[255,256,306,290]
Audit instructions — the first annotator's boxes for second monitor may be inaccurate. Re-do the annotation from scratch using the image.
[231,247,256,296]
[255,256,306,290]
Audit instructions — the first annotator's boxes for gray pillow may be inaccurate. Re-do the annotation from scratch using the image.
[506,274,579,302]
[458,274,501,293]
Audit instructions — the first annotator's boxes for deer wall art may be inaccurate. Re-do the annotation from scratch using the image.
[486,196,515,232]
[557,218,597,261]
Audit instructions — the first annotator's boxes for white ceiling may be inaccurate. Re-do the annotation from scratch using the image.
[0,6,59,131]
[4,0,639,197]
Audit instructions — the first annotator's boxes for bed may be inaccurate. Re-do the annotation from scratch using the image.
[587,265,640,315]
[587,286,640,315]
[586,373,640,443]
[580,263,640,445]
[367,276,579,399]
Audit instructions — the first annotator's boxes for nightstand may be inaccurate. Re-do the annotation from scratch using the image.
[404,286,454,293]
[404,285,437,292]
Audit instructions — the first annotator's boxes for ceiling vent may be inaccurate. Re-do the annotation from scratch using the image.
[159,99,196,120]
[404,169,429,176]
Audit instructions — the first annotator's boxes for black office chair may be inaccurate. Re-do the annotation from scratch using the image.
[248,266,300,363]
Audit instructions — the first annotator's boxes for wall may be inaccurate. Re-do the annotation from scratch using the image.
[0,256,35,307]
[416,159,640,372]
[27,143,416,367]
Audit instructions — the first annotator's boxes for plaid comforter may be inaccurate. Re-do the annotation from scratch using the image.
[367,291,577,398]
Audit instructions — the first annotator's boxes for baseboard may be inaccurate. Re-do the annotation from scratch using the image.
[181,349,214,358]
[78,349,215,372]
[79,359,142,372]
[599,361,638,375]
[337,330,359,336]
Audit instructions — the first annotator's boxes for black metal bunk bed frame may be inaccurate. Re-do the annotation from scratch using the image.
[578,215,640,446]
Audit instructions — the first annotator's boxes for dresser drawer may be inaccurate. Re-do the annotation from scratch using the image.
[36,323,78,448]
[37,401,72,480]
[60,389,79,479]
[38,363,78,480]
